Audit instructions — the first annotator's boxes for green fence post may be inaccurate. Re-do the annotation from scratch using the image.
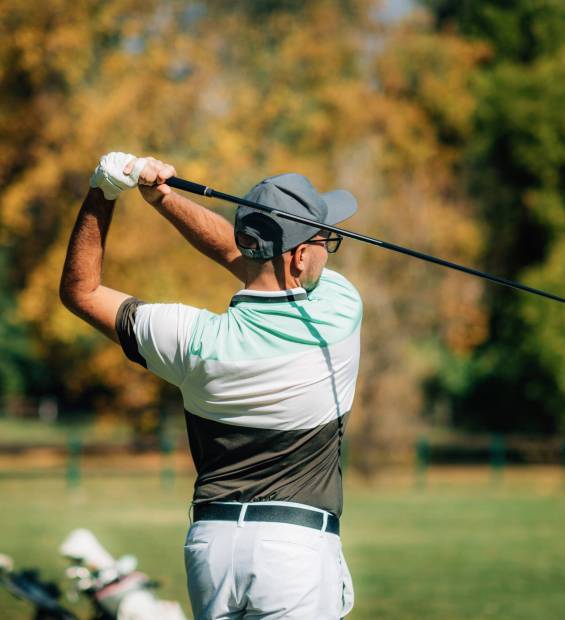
[67,436,81,488]
[490,433,505,486]
[415,436,429,489]
[160,433,175,489]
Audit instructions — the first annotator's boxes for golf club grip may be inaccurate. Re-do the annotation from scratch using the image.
[165,177,211,196]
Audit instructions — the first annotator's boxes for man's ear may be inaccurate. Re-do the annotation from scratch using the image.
[291,245,307,273]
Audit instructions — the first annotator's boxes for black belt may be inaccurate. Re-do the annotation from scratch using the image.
[193,503,340,535]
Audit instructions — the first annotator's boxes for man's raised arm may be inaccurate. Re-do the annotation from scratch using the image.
[125,157,246,282]
[61,152,246,342]
[59,187,131,342]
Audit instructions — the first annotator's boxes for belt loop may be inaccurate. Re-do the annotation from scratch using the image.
[238,503,248,528]
[189,502,194,525]
[320,512,328,537]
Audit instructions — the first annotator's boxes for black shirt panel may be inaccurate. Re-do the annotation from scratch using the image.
[185,410,349,517]
[115,297,147,368]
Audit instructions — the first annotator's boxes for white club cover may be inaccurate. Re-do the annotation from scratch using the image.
[0,554,14,573]
[59,529,115,570]
[90,152,148,200]
[117,591,188,620]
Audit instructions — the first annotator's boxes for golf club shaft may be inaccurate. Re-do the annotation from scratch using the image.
[165,176,565,304]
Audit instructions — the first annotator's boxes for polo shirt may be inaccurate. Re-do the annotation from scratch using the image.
[116,268,362,516]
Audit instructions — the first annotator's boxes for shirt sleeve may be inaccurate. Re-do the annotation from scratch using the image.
[115,297,200,386]
[314,269,363,330]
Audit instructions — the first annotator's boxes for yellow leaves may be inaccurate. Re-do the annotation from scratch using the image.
[438,273,488,354]
[372,97,439,171]
[1,156,62,237]
[3,0,93,89]
[423,194,484,260]
[11,26,46,81]
[1,0,490,424]
[44,23,94,88]
[105,191,238,309]
[376,28,489,139]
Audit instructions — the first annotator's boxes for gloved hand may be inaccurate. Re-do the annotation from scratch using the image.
[89,152,148,200]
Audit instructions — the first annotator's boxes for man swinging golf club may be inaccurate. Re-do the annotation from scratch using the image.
[60,152,362,619]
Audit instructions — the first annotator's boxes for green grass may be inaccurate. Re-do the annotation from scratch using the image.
[0,416,130,446]
[0,415,187,447]
[1,473,565,619]
[343,483,565,619]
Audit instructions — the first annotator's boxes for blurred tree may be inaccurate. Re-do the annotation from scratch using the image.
[424,0,565,61]
[347,15,487,468]
[421,0,565,433]
[0,248,36,398]
[0,0,231,416]
[1,0,487,463]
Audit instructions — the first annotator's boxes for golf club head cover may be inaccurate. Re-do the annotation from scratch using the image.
[89,152,148,200]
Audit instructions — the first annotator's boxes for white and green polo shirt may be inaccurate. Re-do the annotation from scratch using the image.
[116,268,362,516]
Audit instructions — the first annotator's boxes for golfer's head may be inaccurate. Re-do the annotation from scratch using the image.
[236,228,338,291]
[234,173,356,289]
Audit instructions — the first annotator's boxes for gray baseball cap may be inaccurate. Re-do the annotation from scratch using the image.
[234,173,357,260]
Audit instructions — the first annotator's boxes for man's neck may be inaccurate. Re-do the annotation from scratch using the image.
[244,271,302,292]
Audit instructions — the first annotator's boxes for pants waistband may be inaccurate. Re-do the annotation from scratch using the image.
[193,502,340,536]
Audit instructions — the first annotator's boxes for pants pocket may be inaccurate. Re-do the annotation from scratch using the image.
[339,548,354,617]
[249,525,323,617]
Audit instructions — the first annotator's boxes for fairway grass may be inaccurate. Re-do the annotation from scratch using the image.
[1,470,565,619]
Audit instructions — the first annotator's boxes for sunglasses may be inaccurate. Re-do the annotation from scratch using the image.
[302,235,343,253]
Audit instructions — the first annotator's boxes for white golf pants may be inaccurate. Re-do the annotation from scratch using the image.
[184,503,354,619]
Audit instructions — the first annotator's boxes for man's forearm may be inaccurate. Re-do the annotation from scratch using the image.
[61,188,114,300]
[152,191,245,281]
[60,188,129,341]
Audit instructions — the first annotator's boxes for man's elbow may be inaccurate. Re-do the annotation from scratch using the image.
[59,277,72,309]
[59,278,86,315]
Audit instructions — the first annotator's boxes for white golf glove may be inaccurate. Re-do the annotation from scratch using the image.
[89,152,148,200]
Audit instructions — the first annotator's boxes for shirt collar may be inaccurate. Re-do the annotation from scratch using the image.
[230,286,308,307]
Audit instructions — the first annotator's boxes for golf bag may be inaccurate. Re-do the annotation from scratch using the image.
[0,529,188,620]
[0,552,77,620]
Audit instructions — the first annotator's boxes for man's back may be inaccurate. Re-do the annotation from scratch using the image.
[117,268,362,515]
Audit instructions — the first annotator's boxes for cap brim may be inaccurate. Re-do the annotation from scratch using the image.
[322,190,358,226]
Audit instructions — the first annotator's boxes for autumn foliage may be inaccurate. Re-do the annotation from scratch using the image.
[1,0,563,466]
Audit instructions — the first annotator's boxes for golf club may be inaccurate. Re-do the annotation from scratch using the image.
[165,176,565,304]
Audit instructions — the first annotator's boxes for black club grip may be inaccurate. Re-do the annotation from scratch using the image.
[165,177,211,196]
